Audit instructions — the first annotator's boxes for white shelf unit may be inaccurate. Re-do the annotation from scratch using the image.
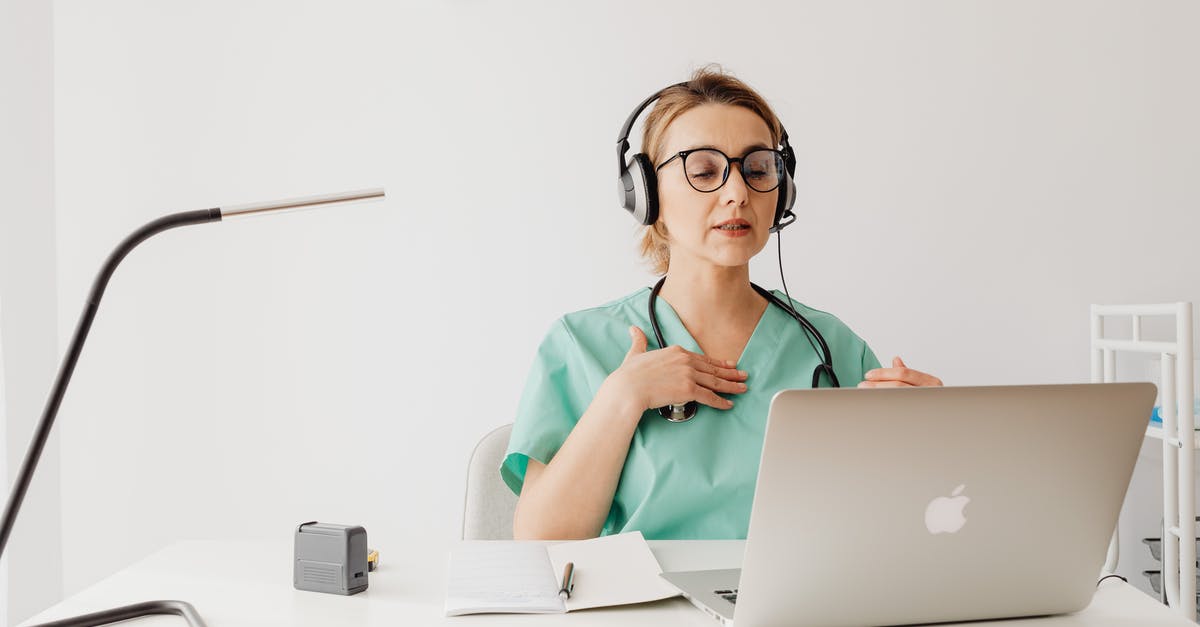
[1091,303,1195,621]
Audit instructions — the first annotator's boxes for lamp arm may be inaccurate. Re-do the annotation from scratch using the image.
[0,208,221,558]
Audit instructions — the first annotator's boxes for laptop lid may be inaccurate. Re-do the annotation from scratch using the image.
[733,383,1155,627]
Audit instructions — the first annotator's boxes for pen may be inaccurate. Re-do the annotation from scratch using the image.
[558,562,575,600]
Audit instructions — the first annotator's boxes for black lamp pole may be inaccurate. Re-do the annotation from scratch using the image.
[0,189,384,627]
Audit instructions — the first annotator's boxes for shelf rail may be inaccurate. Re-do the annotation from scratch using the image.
[1091,302,1194,620]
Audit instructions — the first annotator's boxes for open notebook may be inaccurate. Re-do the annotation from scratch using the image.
[445,531,681,615]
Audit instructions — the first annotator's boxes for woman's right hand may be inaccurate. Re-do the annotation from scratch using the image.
[603,325,749,414]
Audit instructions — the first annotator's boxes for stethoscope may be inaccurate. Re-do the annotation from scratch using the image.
[647,276,841,422]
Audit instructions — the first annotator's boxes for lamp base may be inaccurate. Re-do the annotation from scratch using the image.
[27,600,205,627]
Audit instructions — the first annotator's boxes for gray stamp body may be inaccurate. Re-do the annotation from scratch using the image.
[293,521,369,595]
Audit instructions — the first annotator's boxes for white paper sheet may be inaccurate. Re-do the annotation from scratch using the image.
[549,531,681,611]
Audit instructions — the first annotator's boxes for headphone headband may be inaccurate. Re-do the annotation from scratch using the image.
[616,82,689,174]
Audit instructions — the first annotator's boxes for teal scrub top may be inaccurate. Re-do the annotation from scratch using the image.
[501,286,882,540]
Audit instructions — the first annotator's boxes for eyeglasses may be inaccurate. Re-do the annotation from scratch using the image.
[655,148,785,194]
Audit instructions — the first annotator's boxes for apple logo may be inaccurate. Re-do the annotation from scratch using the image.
[925,484,970,534]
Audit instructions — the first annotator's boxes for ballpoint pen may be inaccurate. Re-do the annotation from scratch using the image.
[558,562,575,600]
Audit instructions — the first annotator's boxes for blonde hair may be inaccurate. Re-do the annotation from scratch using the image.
[637,66,784,275]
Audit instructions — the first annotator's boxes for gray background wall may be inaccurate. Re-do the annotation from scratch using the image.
[1,0,60,624]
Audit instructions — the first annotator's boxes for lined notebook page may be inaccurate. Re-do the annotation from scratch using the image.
[445,542,565,616]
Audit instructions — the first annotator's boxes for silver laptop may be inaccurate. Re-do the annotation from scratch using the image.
[661,383,1155,627]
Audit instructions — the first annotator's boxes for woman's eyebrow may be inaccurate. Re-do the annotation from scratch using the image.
[680,142,773,154]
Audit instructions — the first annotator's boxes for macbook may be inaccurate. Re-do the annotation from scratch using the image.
[661,383,1155,626]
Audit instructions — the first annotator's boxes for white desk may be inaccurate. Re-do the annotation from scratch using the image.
[22,539,1195,626]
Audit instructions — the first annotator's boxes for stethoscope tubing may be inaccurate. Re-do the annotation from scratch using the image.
[646,276,840,422]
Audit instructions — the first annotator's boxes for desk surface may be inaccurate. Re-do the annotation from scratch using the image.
[22,540,1195,626]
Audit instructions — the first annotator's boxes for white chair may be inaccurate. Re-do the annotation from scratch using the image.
[462,424,519,540]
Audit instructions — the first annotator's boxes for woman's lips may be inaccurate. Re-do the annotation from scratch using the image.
[713,221,751,237]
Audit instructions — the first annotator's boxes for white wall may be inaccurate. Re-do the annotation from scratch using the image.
[0,312,4,622]
[0,0,61,623]
[46,0,1200,608]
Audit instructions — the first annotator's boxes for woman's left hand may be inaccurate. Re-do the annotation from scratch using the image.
[858,356,943,388]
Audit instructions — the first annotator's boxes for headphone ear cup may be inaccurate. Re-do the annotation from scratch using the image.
[772,171,797,232]
[618,153,658,225]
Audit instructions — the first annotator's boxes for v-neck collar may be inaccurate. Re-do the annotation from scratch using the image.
[646,288,785,369]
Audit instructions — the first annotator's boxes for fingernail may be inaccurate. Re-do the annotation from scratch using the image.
[739,383,748,391]
[738,370,748,377]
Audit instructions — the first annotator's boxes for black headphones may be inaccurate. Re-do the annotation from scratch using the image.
[616,82,798,233]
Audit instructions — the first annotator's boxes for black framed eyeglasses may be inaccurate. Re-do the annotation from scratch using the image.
[655,148,785,193]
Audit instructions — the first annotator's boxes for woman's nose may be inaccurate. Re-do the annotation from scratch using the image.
[719,164,751,205]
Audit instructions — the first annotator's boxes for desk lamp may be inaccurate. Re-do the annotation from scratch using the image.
[1,188,386,626]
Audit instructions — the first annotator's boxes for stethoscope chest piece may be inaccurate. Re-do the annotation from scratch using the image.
[658,401,699,422]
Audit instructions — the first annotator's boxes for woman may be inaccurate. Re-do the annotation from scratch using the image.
[502,67,942,541]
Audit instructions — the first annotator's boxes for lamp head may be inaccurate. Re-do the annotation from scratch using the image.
[220,188,386,220]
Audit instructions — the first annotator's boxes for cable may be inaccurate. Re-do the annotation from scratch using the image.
[1096,574,1127,587]
[775,230,819,357]
[775,229,834,387]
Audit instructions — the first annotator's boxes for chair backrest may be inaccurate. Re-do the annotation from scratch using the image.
[462,423,519,540]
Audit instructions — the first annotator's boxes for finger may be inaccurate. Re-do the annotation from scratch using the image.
[694,370,749,395]
[692,385,735,410]
[625,326,648,359]
[857,380,917,388]
[863,367,937,386]
[683,349,737,370]
[690,358,749,382]
[893,356,906,368]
